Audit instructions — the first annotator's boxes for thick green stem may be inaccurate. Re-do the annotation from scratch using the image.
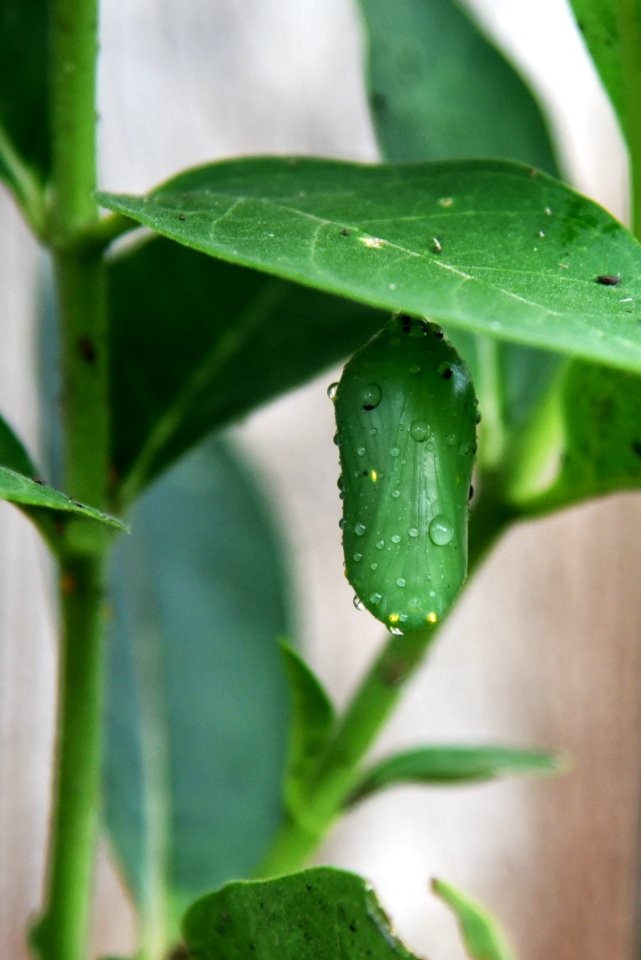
[36,2,113,959]
[49,0,100,245]
[37,555,108,960]
[255,490,510,879]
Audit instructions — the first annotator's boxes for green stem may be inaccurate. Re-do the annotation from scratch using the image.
[37,555,108,960]
[36,2,113,959]
[49,0,100,246]
[618,0,641,237]
[255,489,510,879]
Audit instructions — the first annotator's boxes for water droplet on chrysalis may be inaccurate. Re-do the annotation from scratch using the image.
[360,383,382,410]
[327,382,339,401]
[354,521,367,536]
[428,515,454,546]
[410,419,430,442]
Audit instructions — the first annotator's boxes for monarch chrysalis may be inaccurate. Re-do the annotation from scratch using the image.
[332,315,477,633]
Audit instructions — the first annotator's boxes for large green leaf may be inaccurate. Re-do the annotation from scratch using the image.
[357,0,557,171]
[567,1,634,149]
[182,867,418,960]
[348,744,565,806]
[357,0,563,471]
[108,237,385,501]
[433,879,516,960]
[103,436,292,948]
[99,158,641,373]
[0,0,49,191]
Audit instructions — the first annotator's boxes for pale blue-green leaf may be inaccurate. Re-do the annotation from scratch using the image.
[103,436,292,945]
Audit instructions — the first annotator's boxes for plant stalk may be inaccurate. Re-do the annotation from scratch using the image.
[37,555,108,960]
[255,488,510,878]
[37,1,113,959]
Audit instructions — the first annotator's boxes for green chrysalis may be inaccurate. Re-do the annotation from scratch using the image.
[332,315,477,633]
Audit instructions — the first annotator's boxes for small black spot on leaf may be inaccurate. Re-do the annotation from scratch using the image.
[596,274,621,286]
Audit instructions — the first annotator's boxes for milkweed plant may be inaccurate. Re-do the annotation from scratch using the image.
[2,2,641,959]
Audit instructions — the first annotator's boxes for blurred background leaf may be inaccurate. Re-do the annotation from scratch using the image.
[108,237,386,502]
[103,435,293,950]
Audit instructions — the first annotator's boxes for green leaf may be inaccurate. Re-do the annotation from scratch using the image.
[357,0,566,479]
[357,0,557,171]
[0,464,126,531]
[510,359,641,510]
[0,0,49,215]
[433,879,516,960]
[108,237,385,500]
[348,744,566,806]
[103,436,292,947]
[183,867,418,960]
[99,158,641,374]
[0,414,37,475]
[567,2,626,139]
[280,642,335,818]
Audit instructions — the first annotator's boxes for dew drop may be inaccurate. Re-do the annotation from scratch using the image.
[376,539,385,551]
[390,446,400,458]
[370,562,378,571]
[370,592,383,605]
[339,518,346,529]
[333,433,339,445]
[357,446,366,456]
[391,489,401,499]
[360,383,382,410]
[408,527,419,538]
[389,626,404,636]
[409,321,427,338]
[391,533,401,544]
[327,382,339,401]
[352,552,362,562]
[438,361,453,380]
[369,427,378,437]
[428,515,454,546]
[410,419,430,442]
[396,577,406,588]
[353,595,365,610]
[445,432,456,446]
[354,521,367,536]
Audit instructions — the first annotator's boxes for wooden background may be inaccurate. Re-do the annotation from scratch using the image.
[2,1,640,958]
